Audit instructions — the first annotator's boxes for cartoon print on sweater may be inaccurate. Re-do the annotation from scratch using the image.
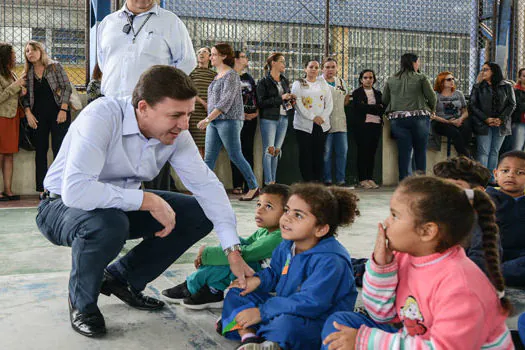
[399,296,427,336]
[302,96,313,109]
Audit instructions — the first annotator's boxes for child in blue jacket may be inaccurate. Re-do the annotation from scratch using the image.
[219,183,359,350]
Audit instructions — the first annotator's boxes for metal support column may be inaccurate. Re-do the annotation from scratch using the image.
[89,0,112,79]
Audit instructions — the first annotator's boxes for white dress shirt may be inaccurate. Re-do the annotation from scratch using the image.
[97,3,197,98]
[43,97,240,249]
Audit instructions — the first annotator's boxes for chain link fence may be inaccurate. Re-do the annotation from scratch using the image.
[171,0,476,95]
[1,0,87,87]
[1,0,523,90]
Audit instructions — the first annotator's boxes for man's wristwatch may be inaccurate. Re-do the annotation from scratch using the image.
[204,117,211,124]
[224,244,242,257]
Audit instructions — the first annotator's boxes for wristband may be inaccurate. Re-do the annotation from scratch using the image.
[204,117,211,123]
[60,108,69,112]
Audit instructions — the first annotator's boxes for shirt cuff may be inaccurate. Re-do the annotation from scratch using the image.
[121,189,144,211]
[369,253,398,274]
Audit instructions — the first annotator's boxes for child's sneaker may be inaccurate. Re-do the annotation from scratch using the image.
[161,281,191,303]
[235,336,264,350]
[236,339,281,350]
[181,286,224,310]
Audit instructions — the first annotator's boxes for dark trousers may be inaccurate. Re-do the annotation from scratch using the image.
[432,119,472,157]
[34,110,70,192]
[355,123,382,181]
[36,190,213,313]
[230,118,257,191]
[390,116,430,181]
[295,124,327,182]
[502,250,525,287]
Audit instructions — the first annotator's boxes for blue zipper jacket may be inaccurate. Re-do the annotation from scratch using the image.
[486,186,525,260]
[254,237,357,323]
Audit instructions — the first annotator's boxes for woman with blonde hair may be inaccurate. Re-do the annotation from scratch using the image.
[431,71,471,157]
[0,43,26,201]
[22,40,73,197]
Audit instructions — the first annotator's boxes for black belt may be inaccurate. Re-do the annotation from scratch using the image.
[41,191,61,200]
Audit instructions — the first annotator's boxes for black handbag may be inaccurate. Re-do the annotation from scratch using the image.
[19,115,36,151]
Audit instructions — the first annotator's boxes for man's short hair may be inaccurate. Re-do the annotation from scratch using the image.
[132,65,197,108]
[260,184,291,207]
[433,156,492,188]
[498,150,525,166]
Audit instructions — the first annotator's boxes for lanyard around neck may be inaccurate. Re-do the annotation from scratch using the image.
[125,12,153,44]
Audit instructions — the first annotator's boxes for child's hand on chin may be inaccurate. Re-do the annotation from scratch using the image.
[323,322,358,350]
[373,223,394,266]
[230,276,261,296]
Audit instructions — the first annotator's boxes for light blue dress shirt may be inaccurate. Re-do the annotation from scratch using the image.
[43,97,240,249]
[97,3,197,98]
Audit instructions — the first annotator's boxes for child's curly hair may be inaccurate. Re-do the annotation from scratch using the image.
[289,183,360,238]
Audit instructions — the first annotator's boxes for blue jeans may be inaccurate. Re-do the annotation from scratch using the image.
[390,116,430,181]
[36,191,213,314]
[204,119,258,189]
[260,116,288,185]
[512,123,525,151]
[323,132,348,184]
[476,126,506,175]
[321,312,398,350]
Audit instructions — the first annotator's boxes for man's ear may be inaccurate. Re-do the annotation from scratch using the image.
[137,100,148,115]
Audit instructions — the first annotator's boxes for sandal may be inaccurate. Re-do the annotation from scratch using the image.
[2,192,20,201]
[232,187,244,195]
[239,188,260,201]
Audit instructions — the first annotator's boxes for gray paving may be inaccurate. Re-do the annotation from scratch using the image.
[0,188,522,349]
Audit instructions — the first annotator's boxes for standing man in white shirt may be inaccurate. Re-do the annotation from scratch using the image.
[36,66,253,337]
[97,0,197,190]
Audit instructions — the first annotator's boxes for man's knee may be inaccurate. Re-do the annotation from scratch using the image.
[82,209,129,244]
[274,148,280,157]
[266,146,275,156]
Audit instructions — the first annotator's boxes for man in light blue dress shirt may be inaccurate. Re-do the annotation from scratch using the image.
[97,0,197,191]
[36,66,253,337]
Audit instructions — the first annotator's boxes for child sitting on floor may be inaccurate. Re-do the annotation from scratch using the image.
[433,156,500,274]
[161,184,290,309]
[219,183,359,350]
[322,176,513,349]
[488,150,525,287]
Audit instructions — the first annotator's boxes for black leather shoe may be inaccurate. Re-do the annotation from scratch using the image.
[68,298,106,337]
[100,269,164,310]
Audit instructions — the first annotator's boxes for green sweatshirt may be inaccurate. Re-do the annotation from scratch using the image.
[383,71,437,113]
[200,228,282,266]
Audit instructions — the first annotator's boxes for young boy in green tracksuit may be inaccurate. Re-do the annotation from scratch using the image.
[162,184,290,309]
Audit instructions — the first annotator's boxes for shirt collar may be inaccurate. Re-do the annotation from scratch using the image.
[118,2,159,17]
[122,99,141,136]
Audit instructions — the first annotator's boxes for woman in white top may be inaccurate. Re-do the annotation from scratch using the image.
[321,57,350,186]
[292,60,333,182]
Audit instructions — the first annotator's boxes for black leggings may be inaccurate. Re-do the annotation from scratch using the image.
[355,123,382,181]
[295,124,327,182]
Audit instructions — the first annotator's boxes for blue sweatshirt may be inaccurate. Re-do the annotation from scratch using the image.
[486,186,525,260]
[254,237,357,323]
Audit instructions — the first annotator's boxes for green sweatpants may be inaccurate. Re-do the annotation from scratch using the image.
[186,262,261,295]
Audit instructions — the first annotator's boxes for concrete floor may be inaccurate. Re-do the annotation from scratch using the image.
[0,188,523,349]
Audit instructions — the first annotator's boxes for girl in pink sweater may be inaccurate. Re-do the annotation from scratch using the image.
[322,176,513,349]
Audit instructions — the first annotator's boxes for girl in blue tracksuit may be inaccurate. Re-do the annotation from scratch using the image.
[219,183,359,350]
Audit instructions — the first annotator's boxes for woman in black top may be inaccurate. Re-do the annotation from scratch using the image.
[470,62,515,175]
[351,69,385,189]
[230,51,258,194]
[256,53,295,185]
[22,41,72,195]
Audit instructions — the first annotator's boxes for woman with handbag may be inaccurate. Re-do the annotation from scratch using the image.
[0,43,26,201]
[21,41,72,197]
